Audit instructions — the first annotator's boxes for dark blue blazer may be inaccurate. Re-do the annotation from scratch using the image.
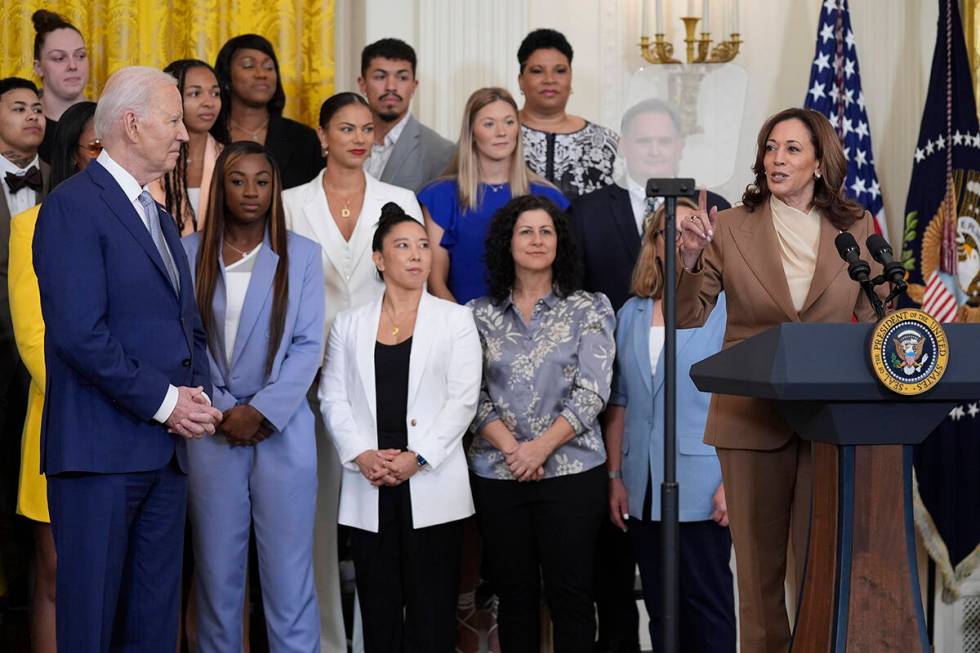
[570,183,730,312]
[33,160,211,475]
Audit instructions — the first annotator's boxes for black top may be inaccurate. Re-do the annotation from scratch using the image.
[375,337,412,448]
[38,116,58,163]
[569,184,731,311]
[264,115,323,189]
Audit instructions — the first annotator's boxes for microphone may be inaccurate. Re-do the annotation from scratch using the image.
[834,232,871,284]
[866,233,908,293]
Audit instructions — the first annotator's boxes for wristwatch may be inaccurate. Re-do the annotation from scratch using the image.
[416,452,428,468]
[608,470,622,480]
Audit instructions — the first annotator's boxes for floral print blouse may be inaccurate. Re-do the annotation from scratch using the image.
[466,289,616,480]
[521,122,619,199]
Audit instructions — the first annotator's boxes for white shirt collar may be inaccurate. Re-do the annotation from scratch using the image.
[382,112,411,147]
[97,149,146,202]
[0,152,40,176]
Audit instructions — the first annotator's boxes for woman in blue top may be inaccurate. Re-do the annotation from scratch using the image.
[604,198,736,653]
[420,87,567,305]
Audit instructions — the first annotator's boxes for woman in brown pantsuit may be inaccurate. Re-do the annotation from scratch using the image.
[675,108,886,653]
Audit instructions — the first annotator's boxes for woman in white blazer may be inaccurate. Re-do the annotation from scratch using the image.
[320,202,482,652]
[282,92,422,651]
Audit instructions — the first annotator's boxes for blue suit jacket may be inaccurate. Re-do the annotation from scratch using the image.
[181,231,324,430]
[33,160,211,475]
[610,293,727,521]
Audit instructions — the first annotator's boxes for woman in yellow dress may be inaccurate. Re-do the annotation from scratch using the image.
[10,100,99,653]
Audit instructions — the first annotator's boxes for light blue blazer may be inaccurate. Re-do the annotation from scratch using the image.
[181,230,325,428]
[609,293,727,522]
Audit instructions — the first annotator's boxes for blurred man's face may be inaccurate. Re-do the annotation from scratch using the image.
[621,111,685,183]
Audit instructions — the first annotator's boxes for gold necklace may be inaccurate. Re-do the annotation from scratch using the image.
[382,302,417,338]
[229,117,269,141]
[225,240,260,258]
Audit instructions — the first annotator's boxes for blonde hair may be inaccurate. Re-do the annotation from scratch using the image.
[444,87,545,210]
[631,197,700,299]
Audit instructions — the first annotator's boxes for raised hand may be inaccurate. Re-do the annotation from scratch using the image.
[678,188,719,270]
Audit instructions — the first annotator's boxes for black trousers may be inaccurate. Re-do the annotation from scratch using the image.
[349,482,463,653]
[629,518,736,653]
[472,466,606,653]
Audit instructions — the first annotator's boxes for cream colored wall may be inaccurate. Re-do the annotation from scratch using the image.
[334,0,940,247]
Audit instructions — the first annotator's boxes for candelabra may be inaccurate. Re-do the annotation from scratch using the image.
[640,16,741,65]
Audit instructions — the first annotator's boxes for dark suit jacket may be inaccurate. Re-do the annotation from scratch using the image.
[1,161,49,382]
[33,160,210,475]
[266,115,323,190]
[380,114,455,192]
[570,183,730,312]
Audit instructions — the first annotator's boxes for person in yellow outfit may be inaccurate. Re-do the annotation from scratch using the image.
[9,100,98,653]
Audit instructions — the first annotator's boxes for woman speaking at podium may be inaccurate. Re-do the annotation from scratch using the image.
[674,107,884,653]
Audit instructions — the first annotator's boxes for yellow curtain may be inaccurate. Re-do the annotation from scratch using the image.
[967,0,980,120]
[0,0,333,128]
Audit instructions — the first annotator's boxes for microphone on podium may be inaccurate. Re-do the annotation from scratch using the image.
[834,232,886,320]
[866,233,909,301]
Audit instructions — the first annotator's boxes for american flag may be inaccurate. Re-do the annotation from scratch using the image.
[804,0,888,239]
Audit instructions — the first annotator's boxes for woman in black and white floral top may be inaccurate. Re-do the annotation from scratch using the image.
[467,194,615,653]
[517,28,619,199]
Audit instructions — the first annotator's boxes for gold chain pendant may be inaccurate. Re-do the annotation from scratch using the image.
[391,325,399,337]
[341,206,351,218]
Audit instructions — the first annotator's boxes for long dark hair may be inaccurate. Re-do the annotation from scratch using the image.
[484,194,579,303]
[742,107,864,231]
[161,59,221,233]
[195,141,289,375]
[212,34,287,144]
[48,101,96,189]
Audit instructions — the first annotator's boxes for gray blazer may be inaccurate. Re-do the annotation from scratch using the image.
[380,114,455,193]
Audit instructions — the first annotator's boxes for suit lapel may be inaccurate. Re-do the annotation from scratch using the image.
[213,257,230,374]
[302,171,346,279]
[347,175,382,277]
[799,215,846,313]
[610,186,641,261]
[728,203,800,322]
[407,292,436,407]
[382,116,420,185]
[90,162,178,295]
[230,234,278,369]
[356,298,383,425]
[631,299,654,397]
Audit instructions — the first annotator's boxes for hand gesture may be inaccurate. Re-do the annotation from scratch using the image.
[710,482,729,527]
[354,449,401,486]
[166,386,222,439]
[219,405,270,446]
[384,451,422,484]
[609,477,630,531]
[504,440,549,482]
[678,188,719,271]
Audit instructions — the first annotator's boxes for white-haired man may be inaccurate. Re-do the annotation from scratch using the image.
[33,66,221,652]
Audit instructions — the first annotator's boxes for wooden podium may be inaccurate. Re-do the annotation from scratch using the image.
[690,323,980,652]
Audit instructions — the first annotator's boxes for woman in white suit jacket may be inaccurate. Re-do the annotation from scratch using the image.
[320,203,482,652]
[282,92,422,651]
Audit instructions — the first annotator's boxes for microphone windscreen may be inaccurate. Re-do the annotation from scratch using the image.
[834,231,859,261]
[866,233,891,257]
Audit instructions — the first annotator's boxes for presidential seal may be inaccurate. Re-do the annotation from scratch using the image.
[869,308,949,396]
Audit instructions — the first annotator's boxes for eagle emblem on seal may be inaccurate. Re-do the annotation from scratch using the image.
[892,330,929,375]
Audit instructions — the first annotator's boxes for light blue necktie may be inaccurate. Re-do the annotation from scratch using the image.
[138,191,180,293]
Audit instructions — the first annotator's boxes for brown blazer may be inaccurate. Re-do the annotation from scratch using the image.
[676,200,884,451]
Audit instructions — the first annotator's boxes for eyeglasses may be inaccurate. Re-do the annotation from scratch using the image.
[79,139,103,156]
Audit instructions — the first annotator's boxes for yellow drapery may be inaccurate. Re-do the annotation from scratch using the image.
[967,0,980,120]
[0,0,333,128]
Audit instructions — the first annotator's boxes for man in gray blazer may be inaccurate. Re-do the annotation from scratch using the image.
[358,38,454,192]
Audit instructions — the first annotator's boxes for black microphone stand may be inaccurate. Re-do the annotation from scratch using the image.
[645,178,696,653]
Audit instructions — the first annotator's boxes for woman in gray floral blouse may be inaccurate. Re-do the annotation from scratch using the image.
[466,194,615,653]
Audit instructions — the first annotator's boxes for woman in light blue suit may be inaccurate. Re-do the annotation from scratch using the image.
[604,199,736,653]
[182,141,325,652]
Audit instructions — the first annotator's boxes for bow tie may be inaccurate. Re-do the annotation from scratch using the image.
[5,166,43,194]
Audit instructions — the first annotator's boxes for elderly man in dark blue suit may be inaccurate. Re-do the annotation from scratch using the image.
[33,66,222,653]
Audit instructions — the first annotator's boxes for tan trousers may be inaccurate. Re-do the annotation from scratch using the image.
[309,389,347,652]
[717,436,812,653]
